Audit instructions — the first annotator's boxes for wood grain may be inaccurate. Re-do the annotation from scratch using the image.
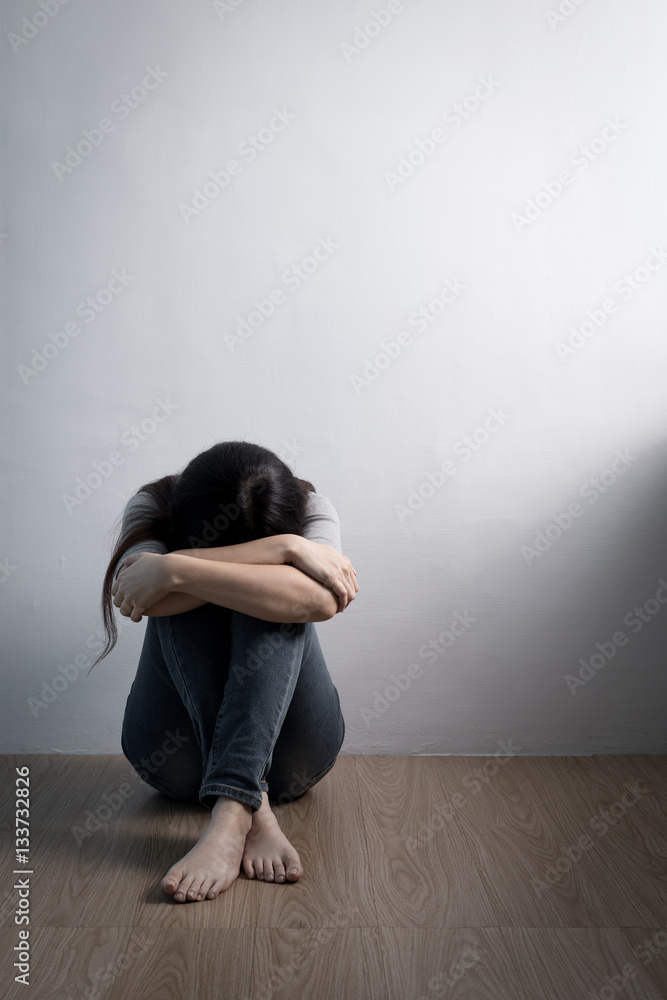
[250,927,387,1000]
[0,752,665,999]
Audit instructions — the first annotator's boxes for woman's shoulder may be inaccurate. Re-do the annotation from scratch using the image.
[302,490,342,552]
[120,488,160,522]
[127,488,159,507]
[305,490,337,515]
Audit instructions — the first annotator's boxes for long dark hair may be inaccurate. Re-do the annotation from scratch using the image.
[92,441,315,670]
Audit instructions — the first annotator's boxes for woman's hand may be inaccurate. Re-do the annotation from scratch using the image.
[287,538,358,613]
[111,552,174,622]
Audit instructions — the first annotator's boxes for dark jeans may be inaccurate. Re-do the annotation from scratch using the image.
[121,603,345,812]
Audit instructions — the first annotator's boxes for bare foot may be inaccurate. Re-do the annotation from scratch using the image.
[242,792,303,883]
[161,796,253,902]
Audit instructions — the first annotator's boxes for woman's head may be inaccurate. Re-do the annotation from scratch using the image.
[168,440,312,550]
[92,440,315,670]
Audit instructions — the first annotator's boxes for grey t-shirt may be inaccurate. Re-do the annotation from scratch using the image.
[113,488,342,582]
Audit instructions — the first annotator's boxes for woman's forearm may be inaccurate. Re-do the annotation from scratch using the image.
[171,534,294,565]
[167,554,335,623]
[144,592,208,617]
[143,536,296,617]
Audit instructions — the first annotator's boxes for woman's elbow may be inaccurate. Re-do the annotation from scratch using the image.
[293,588,337,623]
[309,591,338,622]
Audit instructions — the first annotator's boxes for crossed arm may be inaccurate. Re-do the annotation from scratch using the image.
[111,534,358,625]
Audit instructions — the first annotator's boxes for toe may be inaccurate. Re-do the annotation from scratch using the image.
[198,877,215,900]
[187,876,205,900]
[174,875,196,902]
[274,862,286,883]
[263,860,275,882]
[286,861,302,881]
[285,849,302,880]
[243,858,256,879]
[161,867,184,896]
[207,878,228,898]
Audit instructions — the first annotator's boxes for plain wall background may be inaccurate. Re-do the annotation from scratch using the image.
[2,0,666,755]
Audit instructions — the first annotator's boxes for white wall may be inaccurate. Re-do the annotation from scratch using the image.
[2,0,666,755]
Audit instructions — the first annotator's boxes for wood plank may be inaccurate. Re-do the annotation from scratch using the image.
[24,755,161,927]
[516,755,667,925]
[106,929,254,1000]
[438,755,624,927]
[500,927,666,1000]
[355,755,500,927]
[619,926,667,997]
[1,754,145,929]
[2,926,253,1000]
[3,925,134,1000]
[379,926,531,1000]
[1,753,665,998]
[250,927,387,1000]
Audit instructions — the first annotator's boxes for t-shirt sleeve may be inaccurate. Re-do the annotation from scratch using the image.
[113,491,168,582]
[301,492,343,554]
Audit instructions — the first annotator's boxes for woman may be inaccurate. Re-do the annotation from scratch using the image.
[93,440,358,903]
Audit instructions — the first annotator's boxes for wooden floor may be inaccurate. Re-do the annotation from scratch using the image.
[1,753,666,999]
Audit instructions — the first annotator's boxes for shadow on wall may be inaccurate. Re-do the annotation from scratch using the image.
[449,441,667,750]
